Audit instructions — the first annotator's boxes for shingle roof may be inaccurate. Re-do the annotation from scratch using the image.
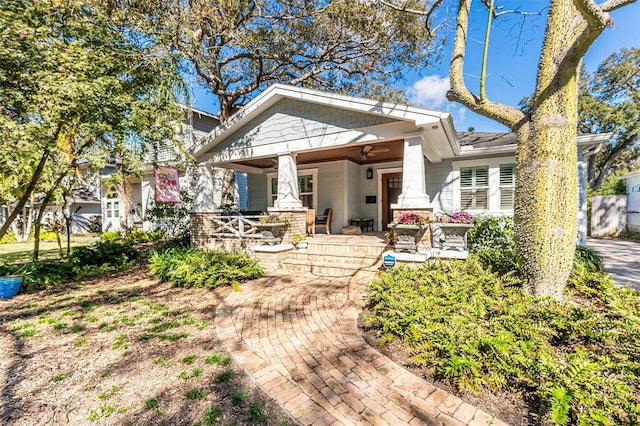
[457,132,516,149]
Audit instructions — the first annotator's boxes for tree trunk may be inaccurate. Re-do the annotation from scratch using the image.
[514,0,605,299]
[0,146,52,240]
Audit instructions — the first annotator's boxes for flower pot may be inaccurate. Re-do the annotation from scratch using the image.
[436,223,474,251]
[256,223,288,245]
[391,224,426,253]
[0,275,23,299]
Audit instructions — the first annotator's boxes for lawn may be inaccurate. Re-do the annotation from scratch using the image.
[0,235,99,263]
[0,262,293,425]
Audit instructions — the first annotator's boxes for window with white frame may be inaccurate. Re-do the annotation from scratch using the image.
[268,171,316,209]
[460,166,489,210]
[105,187,120,218]
[500,164,516,210]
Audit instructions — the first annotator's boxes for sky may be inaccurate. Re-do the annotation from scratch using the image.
[186,1,640,133]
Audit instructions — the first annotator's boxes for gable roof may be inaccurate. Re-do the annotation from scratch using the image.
[192,84,459,162]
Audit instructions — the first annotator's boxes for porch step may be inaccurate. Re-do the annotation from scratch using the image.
[279,257,383,280]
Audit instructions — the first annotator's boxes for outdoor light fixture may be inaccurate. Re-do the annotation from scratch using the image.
[366,168,373,179]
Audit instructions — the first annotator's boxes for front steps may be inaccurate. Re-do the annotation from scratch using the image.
[252,234,389,281]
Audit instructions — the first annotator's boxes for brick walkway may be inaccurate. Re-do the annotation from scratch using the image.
[215,273,508,426]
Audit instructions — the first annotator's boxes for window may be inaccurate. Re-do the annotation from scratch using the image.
[269,171,316,209]
[105,186,120,218]
[460,166,488,209]
[500,164,516,210]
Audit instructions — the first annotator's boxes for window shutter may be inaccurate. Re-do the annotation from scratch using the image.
[475,167,489,187]
[460,169,473,188]
[500,164,515,209]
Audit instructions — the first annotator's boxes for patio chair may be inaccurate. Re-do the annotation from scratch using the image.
[315,208,333,235]
[305,209,316,236]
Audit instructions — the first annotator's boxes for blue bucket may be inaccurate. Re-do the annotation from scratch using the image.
[0,276,23,299]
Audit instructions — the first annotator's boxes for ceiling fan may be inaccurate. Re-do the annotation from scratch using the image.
[360,144,390,161]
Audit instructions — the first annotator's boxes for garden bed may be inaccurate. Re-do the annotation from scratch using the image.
[0,262,293,425]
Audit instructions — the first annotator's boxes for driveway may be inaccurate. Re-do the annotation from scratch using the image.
[586,238,640,290]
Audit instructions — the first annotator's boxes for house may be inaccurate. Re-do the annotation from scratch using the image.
[623,170,640,232]
[189,84,607,251]
[100,107,219,233]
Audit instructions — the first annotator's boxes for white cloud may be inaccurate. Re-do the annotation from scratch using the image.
[407,75,451,109]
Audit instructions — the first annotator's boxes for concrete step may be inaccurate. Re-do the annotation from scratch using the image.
[278,258,382,279]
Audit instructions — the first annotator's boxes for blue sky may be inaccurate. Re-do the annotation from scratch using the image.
[187,1,639,133]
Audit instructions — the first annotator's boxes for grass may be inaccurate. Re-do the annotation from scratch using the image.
[231,390,247,406]
[51,372,68,382]
[248,401,268,424]
[205,352,231,366]
[97,385,121,400]
[185,388,207,401]
[144,398,159,410]
[182,354,198,364]
[213,369,234,384]
[202,406,222,425]
[0,235,98,263]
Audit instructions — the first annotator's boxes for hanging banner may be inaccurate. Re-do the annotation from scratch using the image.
[154,166,181,203]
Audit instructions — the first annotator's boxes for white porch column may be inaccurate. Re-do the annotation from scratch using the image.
[392,136,431,208]
[273,152,303,209]
[192,164,217,212]
[576,150,588,246]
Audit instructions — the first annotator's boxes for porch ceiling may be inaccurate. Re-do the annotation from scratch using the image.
[232,139,404,169]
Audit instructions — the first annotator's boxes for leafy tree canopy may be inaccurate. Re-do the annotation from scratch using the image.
[117,0,442,121]
[0,0,185,240]
[578,47,640,190]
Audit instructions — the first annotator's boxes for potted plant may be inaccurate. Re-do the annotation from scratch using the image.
[389,213,428,253]
[255,213,289,245]
[292,233,308,250]
[434,211,475,251]
[0,270,24,299]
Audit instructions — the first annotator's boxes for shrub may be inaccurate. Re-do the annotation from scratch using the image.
[0,240,140,293]
[363,259,640,425]
[573,245,604,273]
[467,216,517,275]
[100,231,122,242]
[148,248,264,289]
[71,241,138,268]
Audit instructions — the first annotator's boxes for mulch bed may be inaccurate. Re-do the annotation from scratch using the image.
[0,263,294,425]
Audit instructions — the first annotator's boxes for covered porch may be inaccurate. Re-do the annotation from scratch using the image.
[190,84,459,251]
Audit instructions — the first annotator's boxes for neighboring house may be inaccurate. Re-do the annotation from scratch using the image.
[190,84,608,246]
[101,107,219,232]
[623,170,640,232]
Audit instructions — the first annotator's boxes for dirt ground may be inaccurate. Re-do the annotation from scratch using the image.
[0,263,295,426]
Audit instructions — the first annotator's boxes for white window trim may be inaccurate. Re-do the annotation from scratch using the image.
[266,168,318,211]
[452,156,514,214]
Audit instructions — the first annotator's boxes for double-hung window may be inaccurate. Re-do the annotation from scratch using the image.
[105,187,120,218]
[460,166,489,210]
[269,171,316,210]
[499,164,516,210]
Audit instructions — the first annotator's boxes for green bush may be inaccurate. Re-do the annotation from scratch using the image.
[467,216,518,275]
[1,240,139,292]
[100,231,122,242]
[148,248,264,289]
[363,259,640,425]
[71,241,138,267]
[573,245,604,273]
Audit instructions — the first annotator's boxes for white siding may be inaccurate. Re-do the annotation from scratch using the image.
[317,161,345,233]
[345,161,361,223]
[214,99,396,152]
[247,173,268,212]
[426,159,456,211]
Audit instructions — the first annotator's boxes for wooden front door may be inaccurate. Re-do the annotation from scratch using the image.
[382,172,402,230]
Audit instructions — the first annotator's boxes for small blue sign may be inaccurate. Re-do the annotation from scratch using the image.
[382,254,396,269]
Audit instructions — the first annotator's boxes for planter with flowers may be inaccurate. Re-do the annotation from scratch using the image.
[390,213,428,253]
[434,212,474,251]
[256,213,289,245]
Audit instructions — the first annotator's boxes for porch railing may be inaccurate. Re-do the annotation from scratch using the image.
[206,215,263,239]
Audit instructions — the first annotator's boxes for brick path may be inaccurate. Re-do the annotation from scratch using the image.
[215,272,508,426]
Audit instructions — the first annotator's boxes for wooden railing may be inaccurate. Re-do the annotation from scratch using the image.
[206,215,263,239]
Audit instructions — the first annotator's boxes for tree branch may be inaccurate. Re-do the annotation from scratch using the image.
[574,0,613,29]
[379,0,444,37]
[447,0,526,130]
[600,0,637,13]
